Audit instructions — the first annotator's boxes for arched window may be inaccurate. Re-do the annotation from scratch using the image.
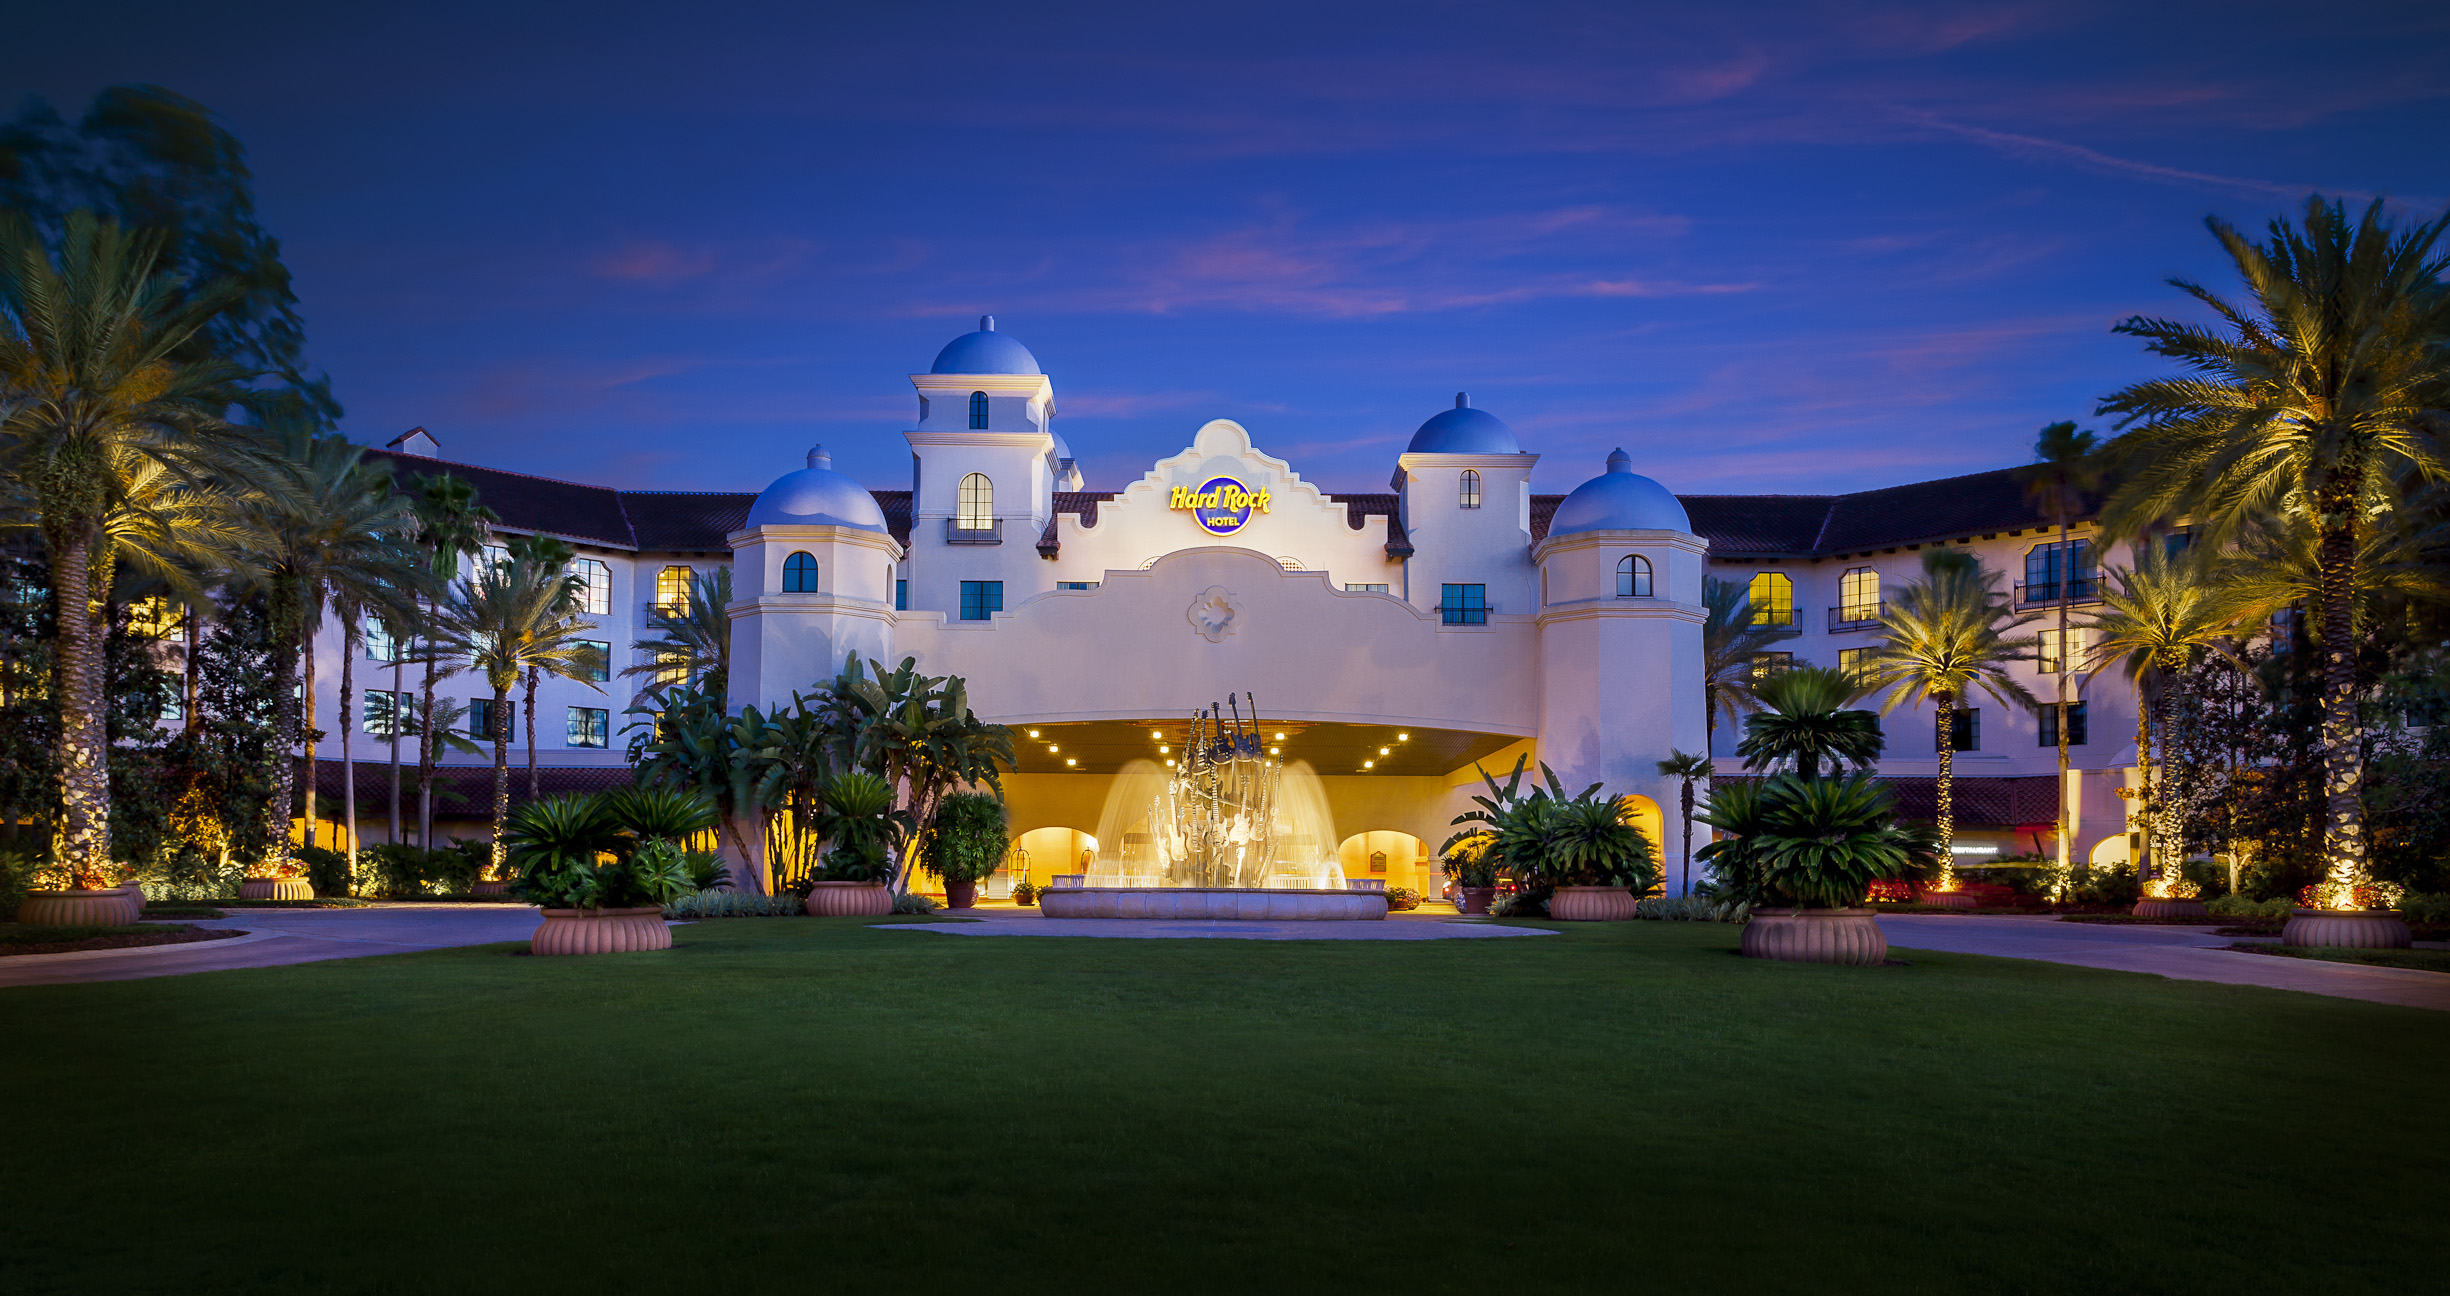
[1459,469,1482,510]
[1839,566,1879,622]
[1617,554,1652,598]
[782,551,818,593]
[1748,571,1794,626]
[957,472,994,530]
[968,391,990,429]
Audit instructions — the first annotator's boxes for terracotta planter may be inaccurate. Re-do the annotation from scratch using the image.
[1741,907,1888,966]
[804,881,893,917]
[530,906,672,956]
[2132,897,2210,920]
[239,877,313,901]
[942,879,979,910]
[1914,887,1978,909]
[116,884,147,923]
[16,889,134,927]
[2283,908,2412,950]
[471,881,510,896]
[1457,887,1496,915]
[1548,885,1637,921]
[1014,892,1038,907]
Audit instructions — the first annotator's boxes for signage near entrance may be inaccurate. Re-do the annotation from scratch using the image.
[1171,476,1271,537]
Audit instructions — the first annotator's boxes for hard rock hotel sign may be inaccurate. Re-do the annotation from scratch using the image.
[1170,476,1272,536]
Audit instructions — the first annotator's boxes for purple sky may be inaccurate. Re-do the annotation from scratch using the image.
[16,1,2450,497]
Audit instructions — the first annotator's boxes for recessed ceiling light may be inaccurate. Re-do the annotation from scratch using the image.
[1065,758,1077,767]
[1274,732,1286,740]
[1047,744,1058,753]
[1398,732,1409,741]
[1269,746,1279,754]
[1363,760,1375,769]
[1158,745,1168,753]
[1028,729,1040,738]
[1379,747,1390,756]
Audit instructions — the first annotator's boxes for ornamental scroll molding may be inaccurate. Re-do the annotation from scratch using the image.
[1187,585,1241,643]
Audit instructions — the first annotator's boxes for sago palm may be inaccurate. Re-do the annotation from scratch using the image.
[2098,195,2450,906]
[1860,550,2037,888]
[0,209,261,887]
[441,547,599,873]
[1736,665,1885,780]
[2084,543,2241,893]
[2017,420,2106,895]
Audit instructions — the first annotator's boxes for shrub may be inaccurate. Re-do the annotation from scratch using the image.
[363,842,482,898]
[2206,893,2293,919]
[1749,774,1919,909]
[814,773,909,883]
[892,891,941,914]
[929,791,1008,884]
[2397,891,2450,923]
[1442,836,1497,889]
[664,890,803,919]
[507,795,693,910]
[1385,886,1421,911]
[297,844,350,897]
[1635,894,1749,922]
[601,784,717,843]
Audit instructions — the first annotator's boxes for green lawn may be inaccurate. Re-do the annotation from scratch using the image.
[2231,941,2450,974]
[3,919,2442,1294]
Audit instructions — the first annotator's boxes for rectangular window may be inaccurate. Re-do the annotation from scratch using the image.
[2038,702,2089,747]
[654,651,689,687]
[577,640,611,683]
[479,544,509,573]
[959,580,1004,621]
[1345,583,1390,594]
[1750,651,1794,681]
[574,558,611,616]
[1937,707,1980,752]
[656,565,692,611]
[567,706,610,749]
[1057,581,1100,591]
[364,618,399,662]
[1748,572,1795,626]
[364,690,416,738]
[1838,567,1879,622]
[2036,628,2089,674]
[470,698,515,741]
[1838,647,1877,683]
[895,579,908,611]
[2023,541,2095,601]
[1440,583,1487,625]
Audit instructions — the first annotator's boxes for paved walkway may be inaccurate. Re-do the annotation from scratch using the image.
[888,909,1553,942]
[0,904,544,988]
[1881,914,2450,1012]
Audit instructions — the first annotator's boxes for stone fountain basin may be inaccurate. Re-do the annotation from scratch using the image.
[1037,887,1388,920]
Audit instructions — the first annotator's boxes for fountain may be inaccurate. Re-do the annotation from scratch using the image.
[1042,695,1387,920]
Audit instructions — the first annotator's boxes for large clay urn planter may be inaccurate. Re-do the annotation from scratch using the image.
[530,906,672,956]
[1457,887,1496,915]
[16,890,133,926]
[1547,885,1638,921]
[471,881,510,896]
[1914,886,1978,910]
[1741,907,1888,966]
[804,881,893,917]
[116,884,147,923]
[239,877,313,901]
[2133,897,2210,920]
[942,879,979,910]
[2283,908,2412,949]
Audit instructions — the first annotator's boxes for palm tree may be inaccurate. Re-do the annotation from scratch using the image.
[329,524,424,885]
[1860,550,2038,889]
[504,535,604,799]
[816,654,1014,892]
[1654,749,1713,897]
[440,547,599,873]
[405,474,493,848]
[2017,420,2105,898]
[2098,196,2450,907]
[1702,574,1788,753]
[620,566,731,701]
[2085,543,2241,894]
[0,210,261,887]
[1735,666,1885,780]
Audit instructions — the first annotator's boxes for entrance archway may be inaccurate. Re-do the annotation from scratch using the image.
[1337,830,1428,894]
[1006,826,1099,895]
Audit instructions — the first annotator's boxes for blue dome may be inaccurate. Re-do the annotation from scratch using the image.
[1406,393,1521,455]
[745,447,889,531]
[1551,448,1690,534]
[930,315,1041,375]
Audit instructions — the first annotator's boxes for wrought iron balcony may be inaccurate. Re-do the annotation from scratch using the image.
[1827,603,1886,632]
[944,518,1003,545]
[2014,579,2098,606]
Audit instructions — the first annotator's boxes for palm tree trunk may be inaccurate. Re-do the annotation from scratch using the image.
[2314,509,2366,902]
[266,589,301,874]
[388,650,403,845]
[302,627,319,851]
[489,684,511,879]
[2054,514,2073,901]
[1934,694,1956,890]
[418,628,438,850]
[341,621,358,889]
[524,665,540,801]
[1679,781,1695,897]
[49,527,112,889]
[182,602,201,735]
[2132,688,2153,887]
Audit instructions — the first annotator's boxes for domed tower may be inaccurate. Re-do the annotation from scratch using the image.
[904,316,1063,615]
[1395,393,1539,615]
[1534,449,1709,886]
[728,446,902,711]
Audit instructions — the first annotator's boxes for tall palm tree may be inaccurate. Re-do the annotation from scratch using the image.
[405,474,493,848]
[2098,196,2450,907]
[1654,749,1713,897]
[1735,666,1885,781]
[504,535,607,800]
[2085,543,2241,893]
[440,547,599,873]
[0,210,261,887]
[1860,550,2038,889]
[1702,574,1788,753]
[329,521,424,883]
[2017,420,2105,898]
[620,566,731,701]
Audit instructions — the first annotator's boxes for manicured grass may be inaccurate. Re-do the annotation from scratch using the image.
[4,920,2443,1294]
[2230,941,2450,974]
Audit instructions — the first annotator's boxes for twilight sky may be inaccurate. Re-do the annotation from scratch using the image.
[13,1,2450,497]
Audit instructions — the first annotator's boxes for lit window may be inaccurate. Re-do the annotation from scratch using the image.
[783,551,819,593]
[1459,469,1482,510]
[960,580,1004,621]
[576,640,611,683]
[470,699,515,742]
[1750,651,1793,681]
[1748,572,1794,626]
[129,596,184,638]
[2023,541,2095,602]
[654,651,688,687]
[969,391,990,429]
[656,565,692,612]
[2037,628,2089,674]
[1937,708,1980,752]
[1839,567,1879,622]
[1838,647,1877,684]
[1617,554,1652,598]
[1440,584,1487,626]
[956,473,994,530]
[567,559,610,615]
[567,706,610,749]
[2039,702,2088,747]
[479,544,509,575]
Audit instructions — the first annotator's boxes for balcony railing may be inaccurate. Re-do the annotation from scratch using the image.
[1746,612,1803,639]
[2014,579,2098,606]
[944,519,1003,545]
[1827,603,1885,632]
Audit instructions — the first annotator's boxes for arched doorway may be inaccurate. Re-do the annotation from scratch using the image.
[1620,794,1668,896]
[1338,830,1428,895]
[1004,826,1099,897]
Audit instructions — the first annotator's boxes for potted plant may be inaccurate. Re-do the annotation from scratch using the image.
[507,794,696,955]
[1706,773,1922,966]
[805,772,908,917]
[238,862,313,902]
[1448,758,1659,921]
[1443,839,1499,914]
[1012,880,1040,907]
[1384,886,1422,912]
[927,790,1007,911]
